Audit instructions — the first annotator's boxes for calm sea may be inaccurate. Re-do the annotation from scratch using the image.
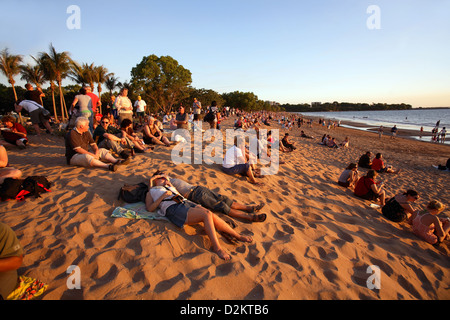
[300,108,450,144]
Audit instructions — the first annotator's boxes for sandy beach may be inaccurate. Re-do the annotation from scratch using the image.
[1,114,449,300]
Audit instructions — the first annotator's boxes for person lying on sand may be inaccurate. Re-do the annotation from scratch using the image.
[354,169,386,206]
[408,200,450,245]
[382,190,420,223]
[165,172,266,222]
[146,171,253,260]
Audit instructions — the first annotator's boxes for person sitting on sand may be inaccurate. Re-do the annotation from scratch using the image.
[119,119,147,153]
[371,153,400,174]
[93,116,132,162]
[358,151,372,169]
[0,145,22,184]
[382,190,420,222]
[65,117,124,172]
[354,169,386,206]
[142,116,172,147]
[165,173,267,222]
[281,133,296,151]
[340,136,349,148]
[1,115,28,149]
[408,200,450,245]
[0,222,24,300]
[222,136,262,186]
[327,137,339,148]
[146,171,253,260]
[338,163,358,188]
[437,158,450,171]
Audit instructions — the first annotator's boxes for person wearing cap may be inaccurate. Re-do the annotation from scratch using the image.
[134,96,147,126]
[146,171,253,260]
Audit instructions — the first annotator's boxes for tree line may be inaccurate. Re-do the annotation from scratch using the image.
[282,102,413,113]
[0,45,282,120]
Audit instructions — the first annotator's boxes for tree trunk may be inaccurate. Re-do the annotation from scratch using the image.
[58,80,65,122]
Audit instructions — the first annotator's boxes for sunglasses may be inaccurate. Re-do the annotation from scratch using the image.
[101,121,109,124]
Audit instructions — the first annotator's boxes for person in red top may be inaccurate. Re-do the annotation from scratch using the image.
[86,86,101,129]
[1,116,28,149]
[371,153,400,174]
[354,169,386,206]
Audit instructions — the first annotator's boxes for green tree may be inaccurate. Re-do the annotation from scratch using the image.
[0,48,23,102]
[130,55,192,114]
[38,44,73,121]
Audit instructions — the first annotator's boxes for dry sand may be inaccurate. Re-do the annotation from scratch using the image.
[1,115,449,300]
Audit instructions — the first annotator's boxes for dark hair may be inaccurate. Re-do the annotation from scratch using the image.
[366,169,377,179]
[80,87,87,95]
[211,101,217,106]
[346,163,357,170]
[101,116,109,122]
[375,153,382,159]
[404,190,418,197]
[120,119,132,129]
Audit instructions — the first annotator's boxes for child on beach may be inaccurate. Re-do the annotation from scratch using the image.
[408,200,450,245]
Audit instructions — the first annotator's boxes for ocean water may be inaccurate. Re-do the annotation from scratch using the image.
[300,109,450,144]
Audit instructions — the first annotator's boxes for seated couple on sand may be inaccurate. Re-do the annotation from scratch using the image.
[146,171,261,260]
[358,152,400,174]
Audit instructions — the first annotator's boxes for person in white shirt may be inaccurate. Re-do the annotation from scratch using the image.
[439,127,446,143]
[134,96,147,125]
[116,88,133,125]
[222,137,262,185]
[14,100,53,135]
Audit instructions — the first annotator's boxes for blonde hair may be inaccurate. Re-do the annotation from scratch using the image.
[427,200,444,212]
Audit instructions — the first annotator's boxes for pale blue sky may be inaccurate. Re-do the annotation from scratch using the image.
[1,0,449,107]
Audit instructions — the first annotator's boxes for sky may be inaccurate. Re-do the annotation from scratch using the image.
[1,0,449,108]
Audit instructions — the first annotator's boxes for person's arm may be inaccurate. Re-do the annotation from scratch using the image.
[145,188,172,212]
[370,182,382,194]
[14,103,23,113]
[0,255,23,272]
[429,215,447,242]
[70,97,79,114]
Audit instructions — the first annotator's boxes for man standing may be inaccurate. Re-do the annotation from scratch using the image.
[65,117,123,171]
[134,96,147,125]
[192,98,202,131]
[391,125,398,139]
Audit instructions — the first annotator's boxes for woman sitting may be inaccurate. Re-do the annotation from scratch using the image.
[354,169,386,206]
[371,153,400,174]
[281,133,296,151]
[1,116,28,149]
[382,190,419,222]
[142,116,172,147]
[119,119,147,153]
[408,200,450,245]
[146,171,253,260]
[338,163,358,188]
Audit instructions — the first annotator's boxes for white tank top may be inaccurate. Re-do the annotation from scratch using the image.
[149,186,178,216]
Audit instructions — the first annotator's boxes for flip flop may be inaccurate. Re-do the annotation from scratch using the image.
[251,203,265,213]
[252,213,267,222]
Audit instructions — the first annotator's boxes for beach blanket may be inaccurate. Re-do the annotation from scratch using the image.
[111,202,169,222]
[7,276,48,300]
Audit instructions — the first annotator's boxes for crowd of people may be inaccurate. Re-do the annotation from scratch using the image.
[1,85,449,298]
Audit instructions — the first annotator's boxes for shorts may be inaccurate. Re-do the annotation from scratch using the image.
[69,148,111,167]
[193,114,202,121]
[29,108,47,125]
[165,200,197,228]
[221,163,250,176]
[355,189,380,202]
[137,111,145,118]
[188,186,233,215]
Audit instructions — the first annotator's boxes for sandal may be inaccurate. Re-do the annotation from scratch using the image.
[251,203,265,213]
[252,214,267,222]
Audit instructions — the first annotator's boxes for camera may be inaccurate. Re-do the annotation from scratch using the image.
[171,194,184,204]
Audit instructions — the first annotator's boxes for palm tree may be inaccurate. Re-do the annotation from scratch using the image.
[68,61,89,87]
[33,55,58,122]
[0,48,24,123]
[0,48,23,101]
[105,75,120,95]
[94,65,112,114]
[38,44,72,122]
[20,63,46,104]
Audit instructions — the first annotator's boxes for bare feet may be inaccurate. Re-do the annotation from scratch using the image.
[215,248,231,260]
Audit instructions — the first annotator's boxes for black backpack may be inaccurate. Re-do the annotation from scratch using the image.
[118,182,149,203]
[0,176,51,201]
